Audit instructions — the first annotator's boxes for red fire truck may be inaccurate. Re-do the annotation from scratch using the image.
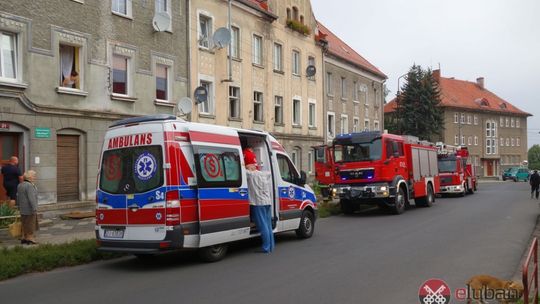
[436,144,478,196]
[314,131,440,215]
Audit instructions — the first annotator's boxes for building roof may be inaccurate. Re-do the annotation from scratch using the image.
[236,0,278,20]
[384,71,531,117]
[317,22,387,79]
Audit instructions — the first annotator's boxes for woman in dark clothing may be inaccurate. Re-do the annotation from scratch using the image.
[17,170,39,245]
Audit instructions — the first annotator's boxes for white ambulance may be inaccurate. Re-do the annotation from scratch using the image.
[96,114,317,261]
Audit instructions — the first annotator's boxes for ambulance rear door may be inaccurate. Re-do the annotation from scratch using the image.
[188,124,250,247]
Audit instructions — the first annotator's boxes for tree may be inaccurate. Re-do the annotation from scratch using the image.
[394,65,444,142]
[529,145,540,170]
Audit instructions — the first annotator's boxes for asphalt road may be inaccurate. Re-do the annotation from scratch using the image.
[1,182,537,304]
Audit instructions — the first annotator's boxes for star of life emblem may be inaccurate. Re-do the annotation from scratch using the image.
[135,152,157,181]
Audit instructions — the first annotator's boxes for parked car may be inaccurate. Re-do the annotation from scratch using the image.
[503,167,529,182]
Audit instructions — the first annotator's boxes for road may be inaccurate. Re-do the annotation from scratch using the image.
[0,182,537,304]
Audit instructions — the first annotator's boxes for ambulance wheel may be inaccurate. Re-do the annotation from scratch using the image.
[340,199,355,215]
[198,244,228,262]
[296,210,315,239]
[416,184,434,208]
[391,187,406,215]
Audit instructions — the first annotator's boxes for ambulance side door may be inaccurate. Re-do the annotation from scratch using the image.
[276,152,303,229]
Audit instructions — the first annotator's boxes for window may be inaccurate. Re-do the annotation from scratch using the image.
[155,0,171,31]
[500,137,504,147]
[229,86,240,119]
[467,115,472,125]
[199,80,214,114]
[460,113,465,124]
[327,113,335,138]
[486,139,491,155]
[274,96,283,124]
[365,107,369,118]
[198,14,212,49]
[194,146,241,188]
[307,56,315,80]
[292,50,300,75]
[59,44,81,89]
[511,118,515,128]
[454,135,459,145]
[374,121,380,131]
[293,98,301,125]
[291,149,299,168]
[500,117,504,127]
[155,64,169,101]
[474,115,478,125]
[506,138,510,146]
[505,118,509,127]
[273,43,282,71]
[486,122,491,137]
[277,154,299,184]
[0,32,17,80]
[112,0,131,17]
[454,113,459,124]
[340,115,348,134]
[253,91,263,122]
[231,26,240,59]
[474,136,478,146]
[485,120,497,155]
[286,8,291,20]
[326,72,333,95]
[353,81,359,101]
[516,119,521,128]
[511,138,515,146]
[468,137,472,146]
[308,100,316,127]
[353,118,359,132]
[517,138,521,147]
[308,151,314,174]
[364,119,369,131]
[252,35,263,65]
[461,136,465,146]
[341,77,347,99]
[292,7,299,21]
[112,54,129,95]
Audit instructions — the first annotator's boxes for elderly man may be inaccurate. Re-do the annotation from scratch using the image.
[1,156,23,208]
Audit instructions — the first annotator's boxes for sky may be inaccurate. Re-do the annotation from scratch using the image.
[311,0,540,148]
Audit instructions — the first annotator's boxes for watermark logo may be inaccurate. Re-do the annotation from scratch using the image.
[419,279,451,304]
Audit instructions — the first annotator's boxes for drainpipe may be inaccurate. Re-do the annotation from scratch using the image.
[186,0,192,121]
[227,0,233,81]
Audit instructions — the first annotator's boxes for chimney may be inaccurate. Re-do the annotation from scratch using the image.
[476,77,485,89]
[433,69,441,82]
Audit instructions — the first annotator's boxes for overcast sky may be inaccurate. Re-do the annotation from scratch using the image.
[311,0,540,147]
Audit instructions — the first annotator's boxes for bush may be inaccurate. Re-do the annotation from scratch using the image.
[0,239,124,281]
[286,19,311,35]
[0,203,16,228]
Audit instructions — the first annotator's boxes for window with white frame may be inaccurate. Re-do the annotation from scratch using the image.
[505,117,509,127]
[307,56,315,80]
[353,117,359,132]
[326,72,333,95]
[485,120,497,154]
[198,80,214,114]
[112,54,129,95]
[468,137,472,146]
[292,50,300,75]
[291,148,300,168]
[454,135,459,145]
[292,98,301,125]
[253,91,263,122]
[360,84,368,105]
[364,119,369,131]
[155,0,172,31]
[112,0,131,17]
[500,117,504,127]
[474,115,478,125]
[511,138,515,146]
[252,35,263,65]
[308,151,314,174]
[467,115,472,125]
[274,96,283,124]
[516,118,521,128]
[461,136,465,146]
[229,86,240,119]
[340,115,348,134]
[500,137,504,147]
[341,77,347,99]
[155,64,169,101]
[231,26,240,59]
[506,138,510,146]
[517,137,521,146]
[198,14,212,48]
[454,113,459,124]
[374,121,380,131]
[327,113,335,138]
[273,43,282,71]
[475,136,478,146]
[511,118,515,127]
[353,81,359,101]
[59,44,81,89]
[460,113,465,124]
[0,32,18,81]
[308,100,316,127]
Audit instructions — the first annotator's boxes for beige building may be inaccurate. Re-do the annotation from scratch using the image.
[385,69,531,177]
[189,0,324,178]
[0,0,189,203]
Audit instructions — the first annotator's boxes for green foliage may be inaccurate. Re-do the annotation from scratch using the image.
[394,65,445,141]
[0,239,124,281]
[0,203,16,228]
[528,145,540,170]
[318,201,341,218]
[286,19,311,35]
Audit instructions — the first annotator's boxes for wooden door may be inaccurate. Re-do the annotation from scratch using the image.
[487,161,494,177]
[0,133,19,201]
[57,135,79,201]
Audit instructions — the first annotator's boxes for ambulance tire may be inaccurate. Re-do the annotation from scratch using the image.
[416,184,434,208]
[198,244,228,263]
[340,199,355,215]
[391,187,406,215]
[296,210,315,239]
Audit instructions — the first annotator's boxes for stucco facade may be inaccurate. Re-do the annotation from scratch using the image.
[189,0,324,178]
[0,0,189,204]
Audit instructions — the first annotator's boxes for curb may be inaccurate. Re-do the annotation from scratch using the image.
[38,201,95,212]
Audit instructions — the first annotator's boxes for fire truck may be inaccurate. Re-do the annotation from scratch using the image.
[436,143,478,196]
[313,131,440,215]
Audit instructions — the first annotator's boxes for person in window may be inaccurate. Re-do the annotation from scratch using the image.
[62,70,79,88]
[530,170,540,200]
[1,156,23,209]
[17,170,39,245]
[244,147,274,253]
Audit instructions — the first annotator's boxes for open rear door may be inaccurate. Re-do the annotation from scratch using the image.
[188,125,250,247]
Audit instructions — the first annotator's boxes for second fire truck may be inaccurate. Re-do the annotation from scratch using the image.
[436,143,478,196]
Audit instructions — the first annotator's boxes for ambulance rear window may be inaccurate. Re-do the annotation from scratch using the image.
[99,146,164,194]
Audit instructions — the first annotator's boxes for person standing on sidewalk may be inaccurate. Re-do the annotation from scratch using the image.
[1,156,23,209]
[244,147,274,253]
[17,170,39,245]
[530,170,540,200]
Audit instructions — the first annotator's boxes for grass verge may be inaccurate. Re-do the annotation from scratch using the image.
[318,200,342,218]
[0,239,124,281]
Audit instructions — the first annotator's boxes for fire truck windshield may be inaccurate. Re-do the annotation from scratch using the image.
[438,159,457,173]
[334,138,382,162]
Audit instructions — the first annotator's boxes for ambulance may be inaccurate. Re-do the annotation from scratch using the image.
[95,114,317,261]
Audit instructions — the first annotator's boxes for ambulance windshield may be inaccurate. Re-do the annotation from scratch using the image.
[99,146,164,194]
[333,138,382,162]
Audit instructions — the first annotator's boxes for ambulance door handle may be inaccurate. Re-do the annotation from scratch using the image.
[239,189,248,196]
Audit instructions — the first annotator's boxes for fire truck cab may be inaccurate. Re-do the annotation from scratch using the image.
[437,144,477,196]
[95,115,317,262]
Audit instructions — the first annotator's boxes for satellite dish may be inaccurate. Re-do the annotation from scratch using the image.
[152,11,171,32]
[177,97,193,116]
[194,86,208,104]
[306,65,317,77]
[212,27,232,49]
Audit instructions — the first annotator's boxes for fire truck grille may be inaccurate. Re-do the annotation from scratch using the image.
[440,176,453,184]
[339,169,375,180]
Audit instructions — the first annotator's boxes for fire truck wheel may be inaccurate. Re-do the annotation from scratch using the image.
[391,187,406,215]
[416,184,434,207]
[467,183,475,194]
[198,244,228,262]
[296,210,315,239]
[460,183,466,197]
[340,199,355,215]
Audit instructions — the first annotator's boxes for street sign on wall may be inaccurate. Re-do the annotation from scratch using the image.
[35,127,51,138]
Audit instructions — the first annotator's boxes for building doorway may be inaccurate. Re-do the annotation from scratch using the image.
[0,133,20,201]
[57,135,80,201]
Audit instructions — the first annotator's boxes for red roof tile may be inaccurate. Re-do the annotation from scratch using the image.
[317,22,387,79]
[384,72,531,116]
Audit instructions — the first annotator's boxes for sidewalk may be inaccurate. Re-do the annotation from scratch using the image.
[0,202,96,249]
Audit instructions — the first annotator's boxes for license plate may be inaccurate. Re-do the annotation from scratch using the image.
[104,228,125,239]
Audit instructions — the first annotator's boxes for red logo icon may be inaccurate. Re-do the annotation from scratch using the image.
[419,279,451,304]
